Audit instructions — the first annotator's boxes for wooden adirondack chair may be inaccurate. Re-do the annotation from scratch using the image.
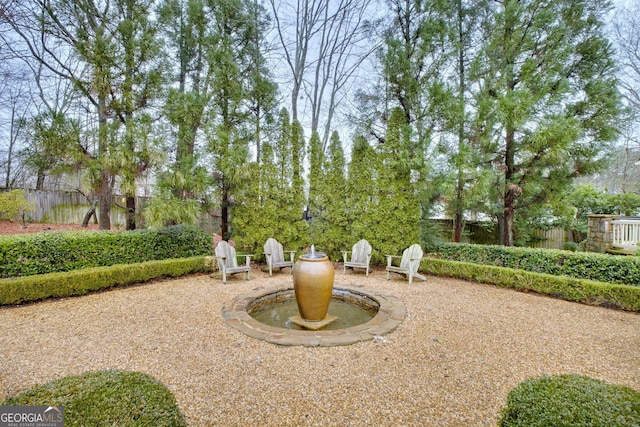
[263,238,295,276]
[342,239,372,276]
[214,240,253,284]
[385,244,426,284]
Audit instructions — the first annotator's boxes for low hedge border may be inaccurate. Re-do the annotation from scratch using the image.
[0,256,208,305]
[0,225,212,278]
[421,258,640,312]
[429,242,640,286]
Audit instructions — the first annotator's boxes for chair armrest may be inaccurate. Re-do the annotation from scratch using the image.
[386,255,401,267]
[342,251,348,262]
[284,250,296,262]
[239,254,254,265]
[214,255,227,271]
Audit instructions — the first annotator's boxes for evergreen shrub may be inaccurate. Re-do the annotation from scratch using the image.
[421,258,640,311]
[0,225,211,278]
[0,189,33,222]
[499,374,640,427]
[1,370,187,427]
[0,256,207,305]
[429,242,640,286]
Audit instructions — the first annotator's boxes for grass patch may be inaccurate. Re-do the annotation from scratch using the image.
[1,370,187,427]
[499,374,640,426]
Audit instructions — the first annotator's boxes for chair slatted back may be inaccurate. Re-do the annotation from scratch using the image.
[264,238,285,264]
[215,241,238,270]
[351,239,372,264]
[400,244,423,274]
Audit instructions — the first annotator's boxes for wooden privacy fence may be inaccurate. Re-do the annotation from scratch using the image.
[432,219,570,250]
[23,189,147,227]
[529,228,569,249]
[19,190,220,233]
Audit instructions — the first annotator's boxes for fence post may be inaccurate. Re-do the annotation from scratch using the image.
[585,214,621,253]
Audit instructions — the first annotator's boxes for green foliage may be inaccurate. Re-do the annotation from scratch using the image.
[430,242,640,286]
[316,131,349,260]
[22,111,83,182]
[563,241,579,252]
[143,159,214,228]
[232,110,308,257]
[367,108,421,259]
[613,192,640,216]
[421,258,640,311]
[143,194,203,228]
[346,136,377,254]
[471,0,621,245]
[0,190,34,223]
[0,256,207,305]
[499,375,640,427]
[0,225,211,278]
[1,370,187,427]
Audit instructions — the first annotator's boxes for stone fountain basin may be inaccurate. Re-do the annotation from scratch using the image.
[222,285,406,347]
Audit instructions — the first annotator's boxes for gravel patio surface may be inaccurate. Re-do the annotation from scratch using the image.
[1,266,638,426]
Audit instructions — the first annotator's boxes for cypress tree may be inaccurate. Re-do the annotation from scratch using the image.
[371,108,420,259]
[321,131,348,260]
[347,136,378,258]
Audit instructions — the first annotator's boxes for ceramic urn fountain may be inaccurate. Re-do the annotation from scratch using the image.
[290,245,337,330]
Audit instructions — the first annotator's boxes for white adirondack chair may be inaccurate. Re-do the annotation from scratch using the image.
[263,238,295,276]
[214,240,253,284]
[386,244,426,284]
[342,239,372,276]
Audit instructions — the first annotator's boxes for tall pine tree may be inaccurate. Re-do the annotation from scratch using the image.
[471,0,621,245]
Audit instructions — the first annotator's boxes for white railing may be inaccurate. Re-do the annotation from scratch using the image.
[612,219,640,250]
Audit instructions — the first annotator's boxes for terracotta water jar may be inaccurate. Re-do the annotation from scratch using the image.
[292,252,335,321]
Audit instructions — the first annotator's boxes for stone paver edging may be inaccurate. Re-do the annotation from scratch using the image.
[222,284,405,346]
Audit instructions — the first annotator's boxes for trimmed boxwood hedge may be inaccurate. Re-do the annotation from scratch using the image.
[421,258,640,311]
[1,370,187,427]
[499,374,640,426]
[0,225,211,278]
[0,256,208,305]
[429,242,640,287]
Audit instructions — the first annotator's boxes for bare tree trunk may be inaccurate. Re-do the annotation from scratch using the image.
[502,127,518,247]
[82,199,98,227]
[453,0,465,243]
[126,196,136,230]
[98,92,111,230]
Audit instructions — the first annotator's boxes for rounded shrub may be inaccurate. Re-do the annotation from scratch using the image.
[563,241,579,252]
[499,374,640,427]
[1,370,187,427]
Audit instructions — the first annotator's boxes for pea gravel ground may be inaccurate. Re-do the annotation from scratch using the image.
[1,265,638,426]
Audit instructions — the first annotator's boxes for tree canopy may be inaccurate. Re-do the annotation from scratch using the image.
[0,0,633,253]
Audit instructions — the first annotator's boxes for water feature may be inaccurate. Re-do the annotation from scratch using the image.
[249,288,378,330]
[223,284,406,346]
[222,245,405,346]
